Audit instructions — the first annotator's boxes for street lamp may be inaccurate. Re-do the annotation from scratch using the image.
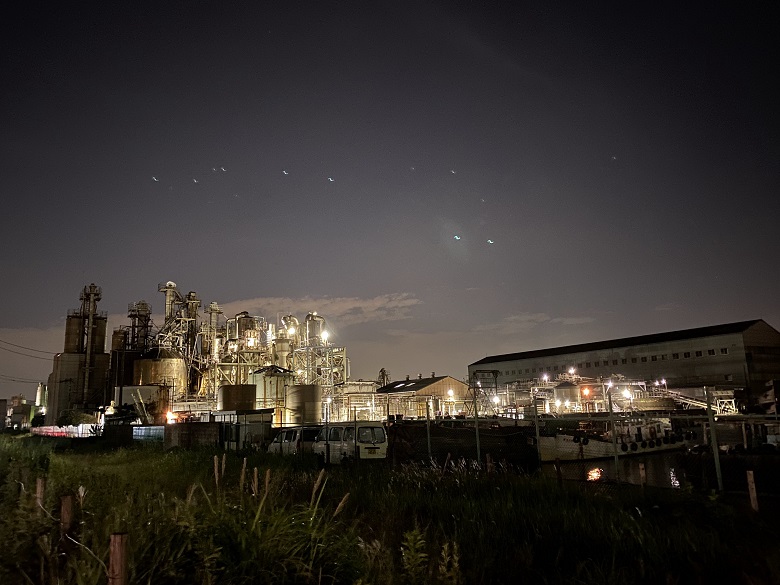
[325,396,332,464]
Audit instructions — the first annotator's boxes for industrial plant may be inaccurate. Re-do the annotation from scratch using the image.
[44,282,377,429]
[31,282,780,455]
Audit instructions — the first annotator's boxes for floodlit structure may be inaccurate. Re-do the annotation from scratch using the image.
[108,281,350,425]
[45,284,110,425]
[469,320,780,408]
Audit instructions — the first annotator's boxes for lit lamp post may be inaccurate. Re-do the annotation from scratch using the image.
[581,387,590,413]
[622,388,633,411]
[447,389,454,415]
[325,396,332,464]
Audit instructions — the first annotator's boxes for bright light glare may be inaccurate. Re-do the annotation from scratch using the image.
[555,399,561,407]
[568,368,575,375]
[587,468,603,482]
[582,388,590,396]
[166,411,176,424]
[322,330,329,342]
[622,389,632,399]
[288,327,296,335]
[492,395,499,404]
[447,389,454,397]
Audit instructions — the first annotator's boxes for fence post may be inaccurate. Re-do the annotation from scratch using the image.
[60,495,74,536]
[638,462,647,489]
[108,532,128,585]
[36,477,46,515]
[747,470,759,512]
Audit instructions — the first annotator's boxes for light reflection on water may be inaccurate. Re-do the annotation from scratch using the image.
[542,452,691,488]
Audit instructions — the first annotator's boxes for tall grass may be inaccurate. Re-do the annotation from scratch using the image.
[1,436,779,584]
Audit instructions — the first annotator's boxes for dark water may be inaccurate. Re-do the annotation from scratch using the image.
[541,450,780,494]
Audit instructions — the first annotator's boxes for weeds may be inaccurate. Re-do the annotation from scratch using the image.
[1,436,779,584]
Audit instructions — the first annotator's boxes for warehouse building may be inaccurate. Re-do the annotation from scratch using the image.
[469,320,780,401]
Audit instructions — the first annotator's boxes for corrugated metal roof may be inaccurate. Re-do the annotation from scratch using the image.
[469,319,766,366]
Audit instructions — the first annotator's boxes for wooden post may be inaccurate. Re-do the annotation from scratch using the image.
[108,533,128,585]
[747,470,759,512]
[35,477,45,515]
[555,458,562,486]
[639,462,647,488]
[60,495,74,536]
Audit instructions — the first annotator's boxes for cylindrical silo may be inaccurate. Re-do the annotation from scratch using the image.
[111,328,127,351]
[132,348,188,395]
[285,384,323,425]
[305,313,325,345]
[64,314,84,353]
[217,384,257,411]
[91,315,107,353]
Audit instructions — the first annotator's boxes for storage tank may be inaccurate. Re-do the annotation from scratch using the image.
[285,384,322,425]
[305,313,325,345]
[133,348,188,394]
[64,313,84,353]
[217,384,257,411]
[91,315,108,353]
[111,328,128,351]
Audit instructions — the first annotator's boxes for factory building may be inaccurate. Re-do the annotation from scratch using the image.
[469,320,780,402]
[45,284,110,425]
[376,374,469,420]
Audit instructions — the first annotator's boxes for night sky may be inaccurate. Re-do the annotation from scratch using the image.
[2,1,779,401]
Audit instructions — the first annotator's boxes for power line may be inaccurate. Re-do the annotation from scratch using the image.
[0,338,57,354]
[0,345,53,360]
[0,373,42,383]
